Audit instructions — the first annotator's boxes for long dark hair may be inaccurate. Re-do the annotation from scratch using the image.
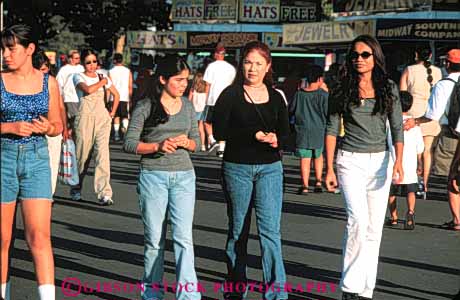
[329,35,395,116]
[1,24,38,54]
[142,54,190,127]
[232,41,273,87]
[415,45,434,91]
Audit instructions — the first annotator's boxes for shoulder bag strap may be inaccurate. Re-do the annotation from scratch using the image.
[243,88,271,133]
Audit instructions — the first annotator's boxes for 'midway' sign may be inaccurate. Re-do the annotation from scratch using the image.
[127,31,187,49]
[239,0,280,23]
[376,19,460,41]
[283,20,375,45]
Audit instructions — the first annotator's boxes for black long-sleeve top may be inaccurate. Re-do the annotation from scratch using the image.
[213,84,290,164]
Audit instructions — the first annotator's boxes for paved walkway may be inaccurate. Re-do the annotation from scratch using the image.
[8,144,460,299]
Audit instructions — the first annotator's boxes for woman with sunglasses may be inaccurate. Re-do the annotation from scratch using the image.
[1,24,63,300]
[400,45,442,198]
[70,49,120,205]
[325,35,404,300]
[123,55,201,300]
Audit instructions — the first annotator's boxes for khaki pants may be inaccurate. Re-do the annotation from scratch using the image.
[433,126,459,177]
[73,90,113,199]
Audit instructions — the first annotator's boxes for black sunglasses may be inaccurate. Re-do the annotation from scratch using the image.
[85,60,97,65]
[350,51,373,60]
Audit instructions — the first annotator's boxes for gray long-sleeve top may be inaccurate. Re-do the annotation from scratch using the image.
[123,97,200,171]
[326,82,404,153]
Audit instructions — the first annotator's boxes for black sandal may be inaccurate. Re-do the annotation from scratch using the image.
[385,218,398,227]
[440,220,460,231]
[313,181,323,193]
[297,186,309,195]
[404,211,415,230]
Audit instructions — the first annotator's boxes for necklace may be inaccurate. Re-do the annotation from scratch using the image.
[163,97,180,114]
[245,84,265,89]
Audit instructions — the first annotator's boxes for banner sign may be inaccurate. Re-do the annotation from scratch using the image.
[204,0,238,20]
[171,0,205,21]
[432,0,460,11]
[332,0,429,13]
[188,32,261,49]
[283,20,375,45]
[376,19,460,41]
[239,0,280,23]
[127,31,187,49]
[280,0,318,22]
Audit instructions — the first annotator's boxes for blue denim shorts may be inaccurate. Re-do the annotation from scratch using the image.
[1,139,53,203]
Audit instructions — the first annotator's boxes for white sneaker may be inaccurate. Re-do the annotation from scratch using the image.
[201,145,207,152]
[99,196,114,206]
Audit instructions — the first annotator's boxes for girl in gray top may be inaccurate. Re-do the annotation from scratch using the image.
[325,35,404,300]
[123,55,201,300]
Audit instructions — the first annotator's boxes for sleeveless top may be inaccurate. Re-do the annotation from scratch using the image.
[192,91,207,112]
[406,64,442,118]
[1,73,49,144]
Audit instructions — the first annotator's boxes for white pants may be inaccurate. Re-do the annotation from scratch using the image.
[337,150,392,299]
[46,134,62,194]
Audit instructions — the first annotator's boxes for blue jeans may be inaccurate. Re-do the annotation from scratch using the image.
[222,161,287,300]
[137,169,200,300]
[1,139,52,203]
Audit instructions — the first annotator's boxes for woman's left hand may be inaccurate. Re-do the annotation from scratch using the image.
[31,116,51,134]
[392,161,404,184]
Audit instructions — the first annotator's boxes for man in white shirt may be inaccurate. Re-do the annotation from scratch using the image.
[109,53,133,141]
[56,50,84,126]
[202,44,236,157]
[405,48,460,231]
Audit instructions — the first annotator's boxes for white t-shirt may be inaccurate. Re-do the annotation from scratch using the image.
[401,115,425,184]
[109,65,131,102]
[456,118,460,133]
[203,60,236,106]
[425,72,460,125]
[56,64,85,103]
[73,73,112,100]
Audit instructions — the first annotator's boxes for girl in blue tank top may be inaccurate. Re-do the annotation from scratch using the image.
[0,24,63,300]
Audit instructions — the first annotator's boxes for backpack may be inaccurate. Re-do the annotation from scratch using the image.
[443,77,460,137]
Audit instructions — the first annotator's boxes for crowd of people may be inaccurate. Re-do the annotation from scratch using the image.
[1,23,459,300]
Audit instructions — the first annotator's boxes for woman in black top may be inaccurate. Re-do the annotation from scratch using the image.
[213,41,289,300]
[325,35,404,300]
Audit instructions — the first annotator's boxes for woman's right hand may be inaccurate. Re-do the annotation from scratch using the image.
[157,138,178,154]
[325,170,338,192]
[6,121,38,137]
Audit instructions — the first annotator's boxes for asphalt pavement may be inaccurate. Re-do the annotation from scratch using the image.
[8,143,460,300]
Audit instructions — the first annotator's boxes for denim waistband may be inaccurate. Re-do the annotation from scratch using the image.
[1,139,48,150]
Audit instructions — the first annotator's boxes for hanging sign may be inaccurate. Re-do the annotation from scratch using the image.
[283,20,375,45]
[127,31,187,49]
[239,0,280,23]
[171,0,205,21]
[188,32,261,48]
